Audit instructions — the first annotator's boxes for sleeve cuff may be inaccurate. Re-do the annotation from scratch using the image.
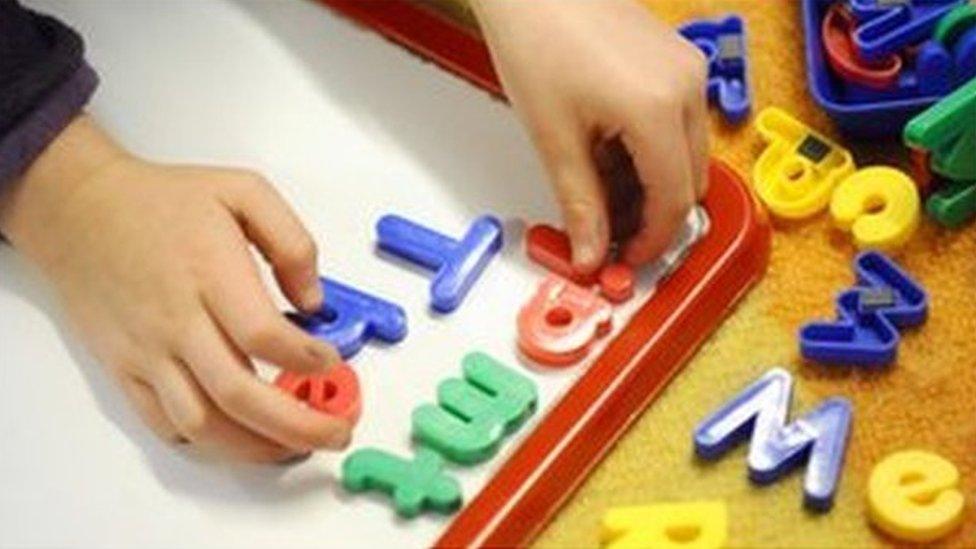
[0,61,99,186]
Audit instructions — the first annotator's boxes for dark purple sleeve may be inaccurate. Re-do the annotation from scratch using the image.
[0,1,99,185]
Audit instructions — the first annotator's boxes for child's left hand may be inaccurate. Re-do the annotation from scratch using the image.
[471,0,709,272]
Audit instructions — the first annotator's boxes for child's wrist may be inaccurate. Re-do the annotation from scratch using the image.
[0,114,129,248]
[19,114,129,193]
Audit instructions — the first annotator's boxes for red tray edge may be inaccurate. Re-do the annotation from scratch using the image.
[440,160,769,548]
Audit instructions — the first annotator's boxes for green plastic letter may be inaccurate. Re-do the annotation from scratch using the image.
[341,447,462,518]
[412,351,537,464]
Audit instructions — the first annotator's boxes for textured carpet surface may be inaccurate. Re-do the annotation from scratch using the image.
[425,1,976,546]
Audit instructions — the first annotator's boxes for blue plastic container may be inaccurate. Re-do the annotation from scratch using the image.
[801,0,946,138]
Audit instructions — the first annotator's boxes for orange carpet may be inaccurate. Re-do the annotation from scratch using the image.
[425,1,976,546]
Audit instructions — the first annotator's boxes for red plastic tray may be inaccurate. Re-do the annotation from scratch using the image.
[314,1,771,546]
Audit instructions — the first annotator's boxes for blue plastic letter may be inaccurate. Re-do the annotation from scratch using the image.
[376,214,503,313]
[288,278,407,359]
[850,0,964,61]
[799,251,928,366]
[694,368,853,511]
[679,15,751,124]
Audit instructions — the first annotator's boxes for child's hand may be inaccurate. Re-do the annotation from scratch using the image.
[472,0,709,272]
[0,116,350,463]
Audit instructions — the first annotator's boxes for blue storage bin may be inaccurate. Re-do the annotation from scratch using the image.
[801,0,948,139]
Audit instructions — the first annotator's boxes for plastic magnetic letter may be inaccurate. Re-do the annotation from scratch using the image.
[934,3,976,46]
[909,147,935,196]
[753,107,855,219]
[679,15,751,123]
[274,363,362,424]
[801,289,902,365]
[517,275,613,366]
[341,447,462,518]
[951,27,976,83]
[934,4,976,86]
[288,278,407,359]
[800,251,928,366]
[904,77,976,182]
[850,0,964,62]
[601,501,728,549]
[854,251,928,325]
[376,214,503,313]
[598,263,636,303]
[912,40,955,97]
[823,3,902,90]
[411,352,538,464]
[867,450,965,543]
[830,166,920,251]
[927,181,976,228]
[525,224,598,286]
[693,368,853,511]
[525,224,635,303]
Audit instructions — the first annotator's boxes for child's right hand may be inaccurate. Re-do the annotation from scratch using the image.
[0,115,351,463]
[471,0,709,272]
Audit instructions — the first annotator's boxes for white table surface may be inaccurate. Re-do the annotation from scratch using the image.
[0,2,701,547]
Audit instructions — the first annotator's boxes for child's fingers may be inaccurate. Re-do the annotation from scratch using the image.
[681,43,711,201]
[533,118,610,273]
[621,113,696,265]
[200,229,341,374]
[217,171,323,314]
[178,318,352,452]
[685,88,710,200]
[149,358,300,463]
[117,375,183,444]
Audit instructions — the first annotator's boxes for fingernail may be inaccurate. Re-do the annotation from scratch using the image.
[277,452,313,466]
[574,218,606,269]
[299,276,324,311]
[306,344,339,368]
[573,241,600,270]
[329,426,353,450]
